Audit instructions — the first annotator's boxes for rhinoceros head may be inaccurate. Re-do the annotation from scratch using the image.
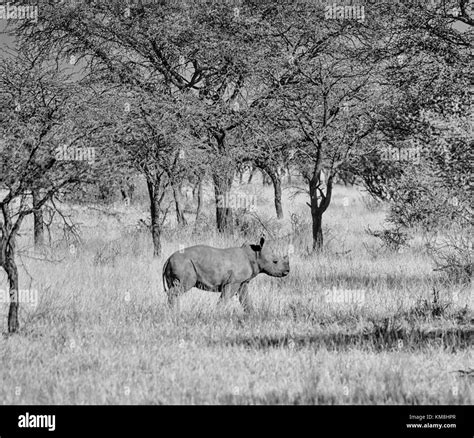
[251,236,290,277]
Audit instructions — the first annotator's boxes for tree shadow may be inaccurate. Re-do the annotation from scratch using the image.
[215,325,472,352]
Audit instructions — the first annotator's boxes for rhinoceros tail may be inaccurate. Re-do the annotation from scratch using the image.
[162,258,170,292]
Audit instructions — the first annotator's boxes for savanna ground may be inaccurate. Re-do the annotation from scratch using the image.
[0,175,472,404]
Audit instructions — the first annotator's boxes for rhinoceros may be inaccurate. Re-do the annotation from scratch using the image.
[162,237,289,311]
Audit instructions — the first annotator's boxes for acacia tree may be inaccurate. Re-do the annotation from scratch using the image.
[251,5,378,250]
[327,0,471,207]
[101,87,200,256]
[351,1,472,208]
[365,1,472,278]
[0,51,102,332]
[16,0,258,234]
[241,120,294,219]
[175,4,261,233]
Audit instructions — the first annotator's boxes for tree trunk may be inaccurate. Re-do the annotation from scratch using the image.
[213,174,234,234]
[4,251,19,333]
[311,208,323,250]
[172,183,187,226]
[32,189,44,248]
[287,164,292,184]
[308,167,333,252]
[194,178,203,229]
[247,167,256,184]
[120,176,135,204]
[146,179,163,257]
[262,170,272,186]
[192,179,200,202]
[1,204,22,333]
[267,167,284,219]
[210,128,234,233]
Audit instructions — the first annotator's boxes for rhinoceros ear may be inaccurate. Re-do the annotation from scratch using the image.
[250,235,265,252]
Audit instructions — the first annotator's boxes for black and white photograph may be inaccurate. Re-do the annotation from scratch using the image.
[0,0,472,432]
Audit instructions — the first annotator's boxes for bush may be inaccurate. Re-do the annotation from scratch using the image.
[428,233,472,284]
[366,226,410,252]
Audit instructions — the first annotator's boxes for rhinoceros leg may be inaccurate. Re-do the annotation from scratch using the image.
[165,258,197,311]
[238,281,253,313]
[167,282,182,311]
[218,270,238,307]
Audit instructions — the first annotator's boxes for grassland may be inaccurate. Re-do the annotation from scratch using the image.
[0,179,472,404]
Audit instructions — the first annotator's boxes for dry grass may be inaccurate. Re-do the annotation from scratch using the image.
[0,180,472,404]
